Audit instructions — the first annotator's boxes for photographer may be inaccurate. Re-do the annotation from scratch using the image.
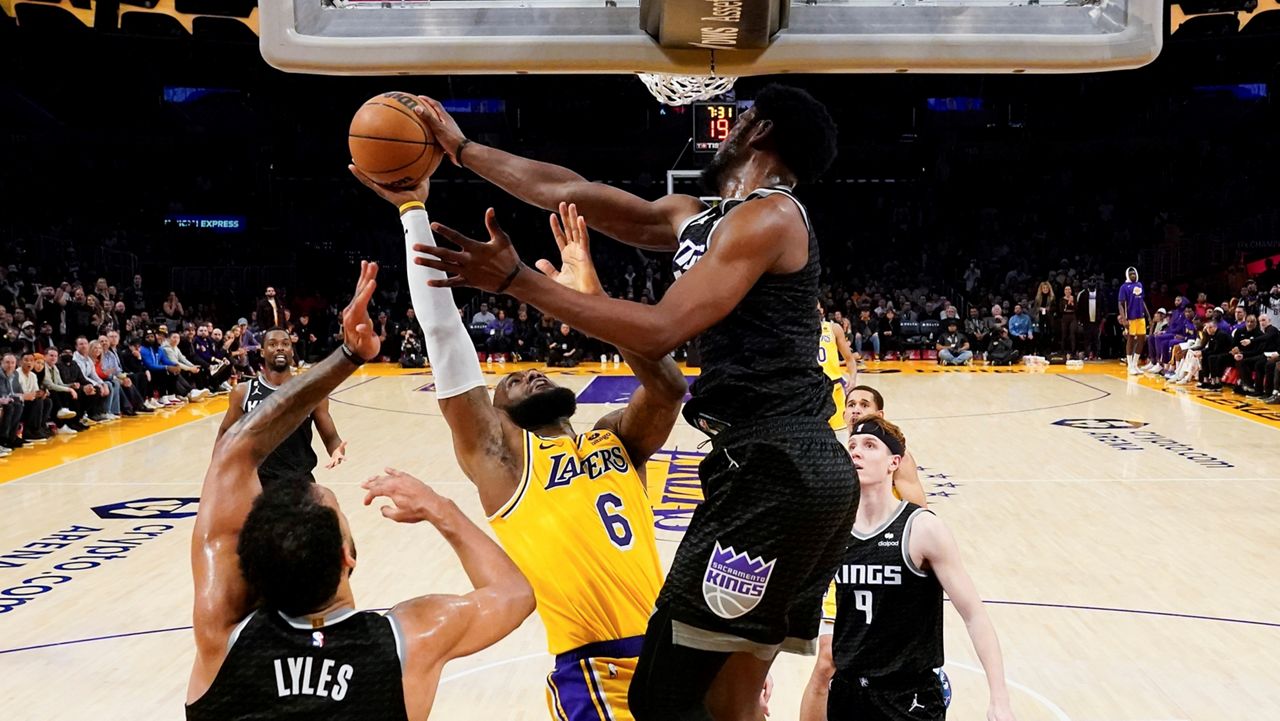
[400,329,426,369]
[988,326,1020,366]
[936,319,973,365]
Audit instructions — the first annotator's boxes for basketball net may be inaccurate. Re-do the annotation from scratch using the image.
[638,72,738,106]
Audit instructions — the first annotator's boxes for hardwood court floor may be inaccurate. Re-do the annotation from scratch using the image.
[1,361,1277,720]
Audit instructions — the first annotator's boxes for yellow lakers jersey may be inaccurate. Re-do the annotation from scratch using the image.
[820,321,847,431]
[819,321,843,381]
[489,429,663,656]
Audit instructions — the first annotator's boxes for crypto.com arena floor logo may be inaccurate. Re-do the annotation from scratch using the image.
[1051,418,1149,430]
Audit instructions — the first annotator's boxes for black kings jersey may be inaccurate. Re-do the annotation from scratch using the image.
[831,501,944,678]
[243,374,318,484]
[185,608,409,721]
[672,186,833,433]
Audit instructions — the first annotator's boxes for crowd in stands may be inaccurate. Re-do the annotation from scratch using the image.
[0,265,345,457]
[818,254,1280,394]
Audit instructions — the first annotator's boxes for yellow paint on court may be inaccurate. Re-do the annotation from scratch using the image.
[3,359,1274,484]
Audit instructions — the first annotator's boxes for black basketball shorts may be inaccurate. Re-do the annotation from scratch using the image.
[828,670,948,721]
[657,416,858,659]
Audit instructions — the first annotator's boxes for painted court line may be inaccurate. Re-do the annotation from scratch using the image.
[5,599,1276,656]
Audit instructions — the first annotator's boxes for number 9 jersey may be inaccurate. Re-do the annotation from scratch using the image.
[489,429,664,656]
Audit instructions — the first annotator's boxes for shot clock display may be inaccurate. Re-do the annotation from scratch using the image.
[694,102,736,153]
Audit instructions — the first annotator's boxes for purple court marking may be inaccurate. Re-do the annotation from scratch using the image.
[3,600,1275,656]
[576,376,697,404]
[972,599,1280,629]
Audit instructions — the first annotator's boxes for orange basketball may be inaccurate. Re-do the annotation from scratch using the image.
[348,92,443,189]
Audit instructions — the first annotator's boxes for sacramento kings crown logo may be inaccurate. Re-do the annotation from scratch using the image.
[703,541,776,619]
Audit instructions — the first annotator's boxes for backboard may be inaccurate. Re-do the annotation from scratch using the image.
[261,0,1163,78]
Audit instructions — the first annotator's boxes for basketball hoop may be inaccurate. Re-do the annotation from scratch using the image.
[638,73,738,107]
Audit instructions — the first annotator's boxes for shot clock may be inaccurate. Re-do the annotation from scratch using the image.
[694,102,736,153]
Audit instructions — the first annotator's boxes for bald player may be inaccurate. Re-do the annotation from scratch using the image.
[351,171,687,721]
[217,327,346,486]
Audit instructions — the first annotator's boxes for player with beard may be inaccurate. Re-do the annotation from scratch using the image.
[349,176,687,721]
[407,84,853,721]
[218,328,347,485]
[186,261,535,721]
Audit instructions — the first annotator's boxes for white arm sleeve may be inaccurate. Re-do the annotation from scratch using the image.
[402,208,487,399]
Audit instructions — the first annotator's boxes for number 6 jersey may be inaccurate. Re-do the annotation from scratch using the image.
[824,501,944,677]
[489,429,663,655]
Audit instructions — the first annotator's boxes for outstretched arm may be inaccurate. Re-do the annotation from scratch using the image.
[417,197,801,361]
[313,398,348,468]
[368,469,534,719]
[536,202,687,464]
[351,168,523,516]
[189,262,382,702]
[411,97,702,252]
[834,325,858,391]
[914,513,1015,721]
[215,383,248,441]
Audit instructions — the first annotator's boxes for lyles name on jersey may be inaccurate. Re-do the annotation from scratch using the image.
[543,444,630,490]
[272,656,354,701]
[832,563,903,586]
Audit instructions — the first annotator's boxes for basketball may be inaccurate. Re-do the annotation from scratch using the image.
[348,92,443,189]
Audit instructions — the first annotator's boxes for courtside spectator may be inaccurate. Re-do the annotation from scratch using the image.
[15,352,52,439]
[988,327,1019,365]
[879,308,902,360]
[1008,303,1034,355]
[0,353,26,449]
[55,346,104,423]
[855,308,881,359]
[472,302,496,325]
[965,306,989,357]
[74,337,118,421]
[485,309,514,362]
[141,329,193,404]
[34,350,82,434]
[547,323,581,368]
[163,332,213,397]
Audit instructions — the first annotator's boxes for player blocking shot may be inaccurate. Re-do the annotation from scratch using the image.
[349,170,688,721]
[185,261,535,721]
[408,84,856,721]
[800,417,1016,721]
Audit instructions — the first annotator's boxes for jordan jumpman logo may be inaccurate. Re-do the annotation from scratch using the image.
[908,693,925,713]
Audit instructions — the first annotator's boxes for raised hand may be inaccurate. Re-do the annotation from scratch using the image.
[538,202,604,297]
[341,260,381,361]
[361,467,453,525]
[413,208,526,294]
[411,96,468,165]
[349,164,429,208]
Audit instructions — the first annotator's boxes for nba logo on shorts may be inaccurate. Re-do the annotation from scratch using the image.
[702,541,776,619]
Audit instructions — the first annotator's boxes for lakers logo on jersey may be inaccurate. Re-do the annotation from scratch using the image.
[544,445,629,489]
[489,430,664,656]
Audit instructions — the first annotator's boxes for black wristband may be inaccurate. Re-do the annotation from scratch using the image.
[495,263,523,295]
[455,139,472,169]
[340,343,366,367]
